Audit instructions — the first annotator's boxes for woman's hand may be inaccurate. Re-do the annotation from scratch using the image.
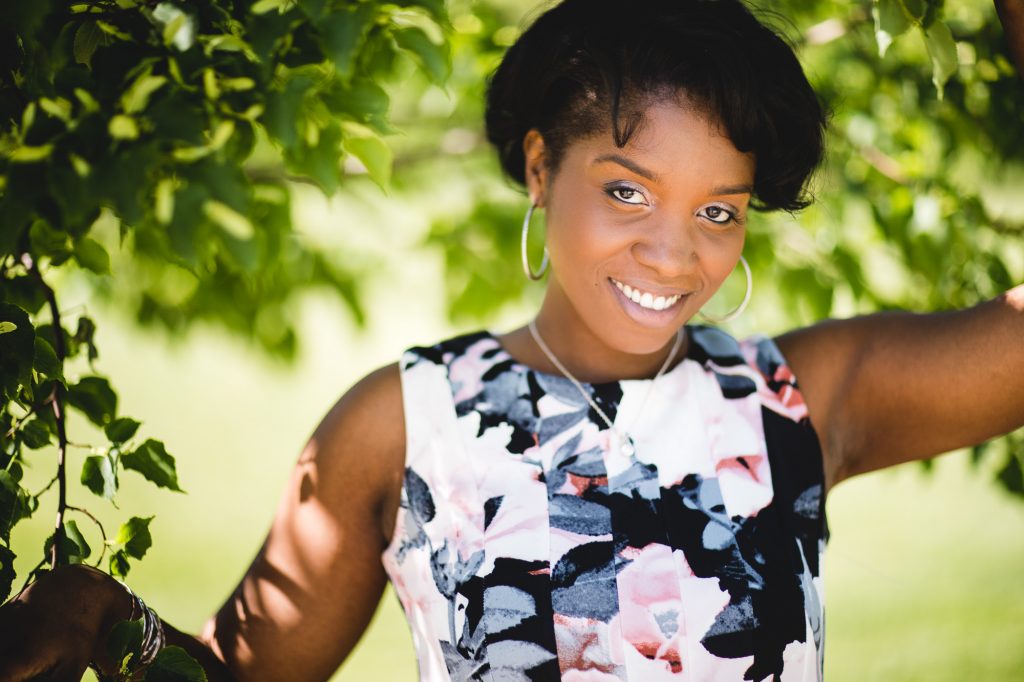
[0,563,133,681]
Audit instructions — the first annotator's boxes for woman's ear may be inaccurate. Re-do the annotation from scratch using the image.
[522,129,550,208]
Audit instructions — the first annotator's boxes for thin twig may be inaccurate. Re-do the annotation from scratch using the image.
[67,505,109,567]
[17,555,48,595]
[34,474,59,498]
[4,394,55,440]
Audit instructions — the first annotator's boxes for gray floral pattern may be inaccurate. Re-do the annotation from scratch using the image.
[382,326,829,681]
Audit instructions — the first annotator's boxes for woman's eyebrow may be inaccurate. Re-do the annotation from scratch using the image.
[593,153,660,182]
[711,183,754,195]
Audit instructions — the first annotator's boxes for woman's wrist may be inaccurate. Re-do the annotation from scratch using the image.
[67,563,164,678]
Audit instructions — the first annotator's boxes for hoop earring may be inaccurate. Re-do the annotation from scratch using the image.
[521,203,549,281]
[698,255,752,324]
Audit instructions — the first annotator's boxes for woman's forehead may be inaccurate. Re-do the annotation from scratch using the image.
[568,102,755,183]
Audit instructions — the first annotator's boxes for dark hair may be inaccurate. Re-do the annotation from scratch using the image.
[484,0,827,212]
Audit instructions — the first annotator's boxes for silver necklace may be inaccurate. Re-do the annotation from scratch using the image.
[527,320,684,457]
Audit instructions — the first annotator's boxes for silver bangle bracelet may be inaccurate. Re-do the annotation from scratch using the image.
[90,580,166,676]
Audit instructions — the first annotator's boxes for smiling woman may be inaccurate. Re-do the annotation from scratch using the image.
[1,0,1022,681]
[518,102,756,363]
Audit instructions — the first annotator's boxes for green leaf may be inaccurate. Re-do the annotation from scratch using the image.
[43,529,81,567]
[28,220,72,262]
[74,315,99,362]
[106,618,144,674]
[0,304,34,400]
[873,0,910,57]
[145,646,210,682]
[155,178,175,225]
[122,439,183,492]
[997,451,1023,494]
[33,336,64,383]
[8,144,54,163]
[66,376,118,427]
[290,121,343,193]
[922,20,958,97]
[251,0,292,14]
[342,126,393,190]
[105,417,141,444]
[109,114,140,140]
[115,515,153,560]
[74,20,104,68]
[0,544,15,603]
[82,454,119,499]
[64,519,92,562]
[110,548,131,577]
[393,26,450,85]
[318,4,375,79]
[0,322,17,335]
[19,417,52,449]
[153,3,195,51]
[0,470,32,544]
[74,236,111,274]
[202,200,254,241]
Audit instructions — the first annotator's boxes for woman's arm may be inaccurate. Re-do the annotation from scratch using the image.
[0,362,406,682]
[776,286,1024,493]
[196,362,406,681]
[996,0,1024,77]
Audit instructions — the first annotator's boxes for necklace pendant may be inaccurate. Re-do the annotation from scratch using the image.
[620,434,636,457]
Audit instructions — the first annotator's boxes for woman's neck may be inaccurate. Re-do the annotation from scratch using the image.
[497,286,688,384]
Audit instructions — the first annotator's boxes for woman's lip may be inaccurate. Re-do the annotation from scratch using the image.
[608,278,688,325]
[608,276,688,300]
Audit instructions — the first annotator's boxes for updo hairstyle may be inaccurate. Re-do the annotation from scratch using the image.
[484,0,828,212]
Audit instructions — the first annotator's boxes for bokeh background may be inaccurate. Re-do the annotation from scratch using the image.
[2,0,1024,679]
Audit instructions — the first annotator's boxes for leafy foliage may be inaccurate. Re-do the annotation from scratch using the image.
[0,0,448,626]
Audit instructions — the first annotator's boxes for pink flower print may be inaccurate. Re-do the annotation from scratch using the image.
[553,613,624,676]
[448,338,494,404]
[615,543,687,675]
[761,363,809,422]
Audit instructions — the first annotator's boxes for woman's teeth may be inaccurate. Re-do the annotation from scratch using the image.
[611,279,682,311]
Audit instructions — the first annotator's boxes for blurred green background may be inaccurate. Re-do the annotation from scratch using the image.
[3,0,1024,679]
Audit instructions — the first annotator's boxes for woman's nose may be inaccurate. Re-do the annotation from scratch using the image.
[630,218,698,278]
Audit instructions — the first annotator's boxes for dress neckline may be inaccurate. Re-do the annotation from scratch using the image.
[480,327,699,390]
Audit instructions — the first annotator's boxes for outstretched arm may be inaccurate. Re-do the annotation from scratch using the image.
[777,286,1024,494]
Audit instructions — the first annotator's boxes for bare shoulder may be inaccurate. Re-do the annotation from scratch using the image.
[312,361,406,543]
[772,317,875,495]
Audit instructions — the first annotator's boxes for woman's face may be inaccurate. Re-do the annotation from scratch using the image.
[525,97,756,356]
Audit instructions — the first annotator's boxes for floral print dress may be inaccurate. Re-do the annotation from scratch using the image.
[382,326,828,681]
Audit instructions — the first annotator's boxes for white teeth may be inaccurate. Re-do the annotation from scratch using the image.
[612,278,683,311]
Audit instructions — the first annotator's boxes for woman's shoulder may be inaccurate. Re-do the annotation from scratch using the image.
[399,329,494,371]
[687,324,808,422]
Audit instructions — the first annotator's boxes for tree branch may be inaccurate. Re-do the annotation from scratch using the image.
[20,252,69,568]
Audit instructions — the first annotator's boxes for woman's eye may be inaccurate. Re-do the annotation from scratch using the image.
[701,205,737,225]
[607,186,647,205]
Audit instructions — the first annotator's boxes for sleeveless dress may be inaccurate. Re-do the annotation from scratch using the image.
[382,326,829,682]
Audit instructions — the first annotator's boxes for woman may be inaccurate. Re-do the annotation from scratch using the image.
[2,0,1022,680]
